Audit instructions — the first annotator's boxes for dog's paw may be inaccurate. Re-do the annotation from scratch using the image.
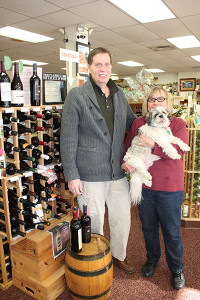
[143,178,152,187]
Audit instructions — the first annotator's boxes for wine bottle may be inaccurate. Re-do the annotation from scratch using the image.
[33,173,48,181]
[42,110,61,120]
[182,193,190,218]
[2,113,18,124]
[0,61,11,107]
[32,148,49,160]
[4,141,20,153]
[43,134,59,142]
[30,111,45,119]
[18,138,34,150]
[11,62,24,107]
[0,224,26,237]
[81,204,91,243]
[31,123,45,132]
[44,155,60,165]
[18,151,35,162]
[25,221,44,231]
[70,210,82,253]
[31,136,47,147]
[42,121,54,129]
[3,126,18,138]
[18,123,35,134]
[43,145,55,154]
[17,110,37,121]
[6,163,23,175]
[53,118,61,130]
[20,161,37,173]
[30,63,41,106]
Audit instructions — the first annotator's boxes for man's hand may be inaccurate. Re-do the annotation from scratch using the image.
[121,159,136,174]
[68,179,83,195]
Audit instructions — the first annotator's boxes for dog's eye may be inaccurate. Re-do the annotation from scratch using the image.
[154,113,159,118]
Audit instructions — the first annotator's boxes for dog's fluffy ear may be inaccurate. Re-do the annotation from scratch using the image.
[145,111,153,125]
[168,114,173,121]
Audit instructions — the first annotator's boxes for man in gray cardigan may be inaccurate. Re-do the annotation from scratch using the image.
[60,47,136,273]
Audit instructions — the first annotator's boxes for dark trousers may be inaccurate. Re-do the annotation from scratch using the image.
[138,188,184,273]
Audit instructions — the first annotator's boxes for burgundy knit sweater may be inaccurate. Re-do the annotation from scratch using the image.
[123,116,189,192]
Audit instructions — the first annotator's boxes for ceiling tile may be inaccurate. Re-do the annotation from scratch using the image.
[112,25,160,42]
[90,30,131,45]
[180,15,200,35]
[164,0,200,17]
[0,7,29,25]
[145,18,191,39]
[45,0,96,9]
[68,0,138,29]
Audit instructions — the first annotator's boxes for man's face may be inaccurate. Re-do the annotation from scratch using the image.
[88,53,112,87]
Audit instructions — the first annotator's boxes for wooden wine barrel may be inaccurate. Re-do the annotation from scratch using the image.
[65,233,113,300]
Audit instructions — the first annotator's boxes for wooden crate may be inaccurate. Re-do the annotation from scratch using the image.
[11,214,71,281]
[12,265,66,300]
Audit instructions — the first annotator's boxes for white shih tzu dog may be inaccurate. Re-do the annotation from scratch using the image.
[124,107,190,205]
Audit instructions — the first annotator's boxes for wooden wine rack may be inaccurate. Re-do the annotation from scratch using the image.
[0,105,74,289]
[182,117,200,228]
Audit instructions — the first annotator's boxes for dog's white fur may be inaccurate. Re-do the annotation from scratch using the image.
[124,107,190,205]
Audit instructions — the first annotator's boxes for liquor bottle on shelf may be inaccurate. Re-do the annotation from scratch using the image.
[32,148,49,160]
[25,220,44,231]
[42,121,54,129]
[44,155,60,165]
[6,163,24,175]
[3,126,18,138]
[53,118,61,130]
[4,141,20,153]
[42,110,61,120]
[43,133,59,142]
[43,145,55,154]
[20,160,37,173]
[30,111,45,119]
[0,223,26,237]
[18,138,34,150]
[31,123,45,132]
[19,151,35,162]
[31,136,47,147]
[2,113,18,124]
[70,210,82,253]
[182,193,190,218]
[17,110,37,121]
[11,62,24,107]
[18,123,35,134]
[43,207,61,219]
[81,204,91,243]
[30,63,41,106]
[33,173,48,181]
[0,60,11,107]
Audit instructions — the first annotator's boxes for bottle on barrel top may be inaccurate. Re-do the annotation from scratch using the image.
[81,204,91,243]
[70,210,82,253]
[182,193,190,218]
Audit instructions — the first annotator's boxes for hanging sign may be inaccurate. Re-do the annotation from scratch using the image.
[60,48,79,63]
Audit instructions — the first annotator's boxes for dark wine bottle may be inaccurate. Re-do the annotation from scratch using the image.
[42,121,54,129]
[70,210,82,253]
[42,110,61,120]
[18,151,35,162]
[53,118,61,130]
[31,123,45,132]
[0,61,11,107]
[32,148,49,160]
[0,224,26,237]
[31,136,47,147]
[43,134,59,142]
[43,145,55,154]
[2,113,18,124]
[18,139,34,150]
[17,110,37,121]
[81,204,91,243]
[6,163,23,175]
[4,141,20,153]
[11,62,24,107]
[20,161,37,173]
[30,111,45,119]
[3,126,18,138]
[25,221,44,230]
[18,123,35,134]
[30,63,41,106]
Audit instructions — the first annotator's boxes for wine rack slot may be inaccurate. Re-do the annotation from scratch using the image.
[0,104,75,289]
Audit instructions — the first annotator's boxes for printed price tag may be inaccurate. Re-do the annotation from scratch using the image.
[4,109,14,114]
[21,107,30,112]
[45,106,52,110]
[24,171,33,177]
[10,176,19,182]
[56,106,62,110]
[33,107,41,111]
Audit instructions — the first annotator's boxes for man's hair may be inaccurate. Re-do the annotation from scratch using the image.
[87,47,112,65]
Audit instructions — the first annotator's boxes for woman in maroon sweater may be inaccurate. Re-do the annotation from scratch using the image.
[122,87,188,290]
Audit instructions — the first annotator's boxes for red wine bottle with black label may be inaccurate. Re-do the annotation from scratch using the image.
[30,63,41,106]
[11,62,24,107]
[0,61,11,107]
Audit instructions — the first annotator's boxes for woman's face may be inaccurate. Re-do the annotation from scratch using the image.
[147,90,168,111]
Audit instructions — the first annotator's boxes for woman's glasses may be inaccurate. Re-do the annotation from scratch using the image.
[148,97,166,103]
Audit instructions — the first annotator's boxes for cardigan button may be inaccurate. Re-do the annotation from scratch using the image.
[104,132,107,136]
[89,106,92,110]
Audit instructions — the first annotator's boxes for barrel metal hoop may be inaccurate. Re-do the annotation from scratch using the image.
[69,286,111,299]
[67,247,110,261]
[66,259,113,277]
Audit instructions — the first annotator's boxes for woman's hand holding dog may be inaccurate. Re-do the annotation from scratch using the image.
[121,159,136,174]
[136,134,155,149]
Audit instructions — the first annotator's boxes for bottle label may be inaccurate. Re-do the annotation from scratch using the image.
[11,90,24,104]
[0,82,11,102]
[82,225,91,242]
[78,228,82,250]
[182,205,189,217]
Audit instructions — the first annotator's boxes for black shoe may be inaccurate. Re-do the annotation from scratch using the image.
[172,272,185,290]
[142,261,159,278]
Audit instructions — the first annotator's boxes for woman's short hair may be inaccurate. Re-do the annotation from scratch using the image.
[142,86,173,116]
[87,47,112,65]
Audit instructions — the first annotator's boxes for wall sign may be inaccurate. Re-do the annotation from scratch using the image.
[42,73,67,104]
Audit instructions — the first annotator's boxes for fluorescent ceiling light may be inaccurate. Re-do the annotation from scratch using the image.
[167,35,200,49]
[191,55,200,62]
[108,0,175,23]
[13,59,48,66]
[117,61,144,67]
[0,26,54,43]
[145,68,165,73]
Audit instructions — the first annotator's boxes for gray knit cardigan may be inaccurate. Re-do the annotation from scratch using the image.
[60,78,135,182]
